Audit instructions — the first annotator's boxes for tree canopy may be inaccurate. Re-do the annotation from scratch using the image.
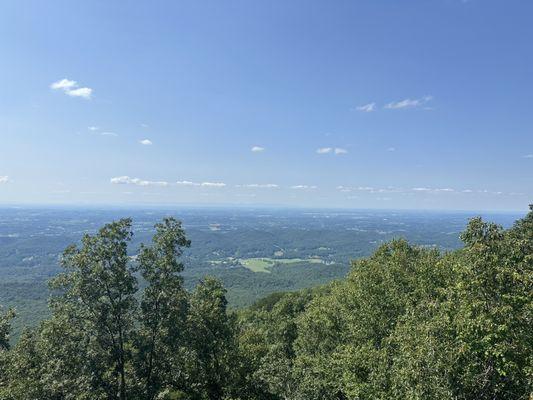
[0,209,532,399]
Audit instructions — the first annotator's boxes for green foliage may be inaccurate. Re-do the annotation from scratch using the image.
[0,308,14,351]
[134,218,190,399]
[0,209,532,399]
[3,207,497,331]
[238,208,533,399]
[49,218,137,400]
[187,277,238,400]
[0,217,250,400]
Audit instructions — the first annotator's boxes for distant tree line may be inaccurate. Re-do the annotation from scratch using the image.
[0,207,532,399]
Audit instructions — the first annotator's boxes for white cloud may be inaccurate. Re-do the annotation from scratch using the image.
[337,186,402,194]
[50,78,93,99]
[251,146,265,152]
[434,188,454,192]
[50,79,77,90]
[88,126,99,131]
[356,102,376,112]
[110,176,168,186]
[337,186,369,192]
[317,147,347,155]
[110,176,130,184]
[291,185,317,190]
[176,180,200,186]
[387,147,396,152]
[0,176,9,184]
[139,139,153,145]
[385,96,432,110]
[237,184,279,188]
[412,187,454,193]
[66,87,92,99]
[523,154,533,158]
[334,148,348,155]
[101,131,118,136]
[141,123,149,128]
[175,180,226,188]
[201,182,226,187]
[336,185,352,192]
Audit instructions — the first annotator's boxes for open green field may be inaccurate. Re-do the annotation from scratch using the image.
[239,257,324,273]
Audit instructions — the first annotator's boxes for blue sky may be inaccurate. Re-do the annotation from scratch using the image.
[0,0,531,211]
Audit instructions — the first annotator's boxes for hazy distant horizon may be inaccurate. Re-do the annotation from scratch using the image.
[0,202,528,215]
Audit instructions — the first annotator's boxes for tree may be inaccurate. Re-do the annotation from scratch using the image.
[187,277,238,400]
[0,307,14,351]
[135,218,190,399]
[49,218,138,400]
[448,214,532,399]
[238,290,316,399]
[293,240,445,399]
[0,307,15,397]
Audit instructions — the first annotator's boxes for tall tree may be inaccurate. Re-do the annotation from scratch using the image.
[135,217,190,399]
[50,218,138,400]
[188,277,238,400]
[450,213,532,399]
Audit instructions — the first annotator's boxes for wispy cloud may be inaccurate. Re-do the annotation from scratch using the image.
[0,176,9,184]
[435,188,454,192]
[50,78,93,99]
[387,147,396,152]
[200,182,226,187]
[523,154,533,158]
[87,126,117,136]
[291,185,318,190]
[317,147,348,155]
[336,185,353,192]
[175,180,227,188]
[337,186,402,194]
[110,176,169,186]
[356,102,376,112]
[385,96,432,110]
[251,146,265,152]
[139,139,153,145]
[111,175,169,186]
[176,180,200,186]
[412,187,454,193]
[334,148,348,155]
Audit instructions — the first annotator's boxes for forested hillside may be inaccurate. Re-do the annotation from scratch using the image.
[5,208,512,336]
[0,207,531,399]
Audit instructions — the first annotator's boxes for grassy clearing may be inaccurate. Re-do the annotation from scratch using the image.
[239,257,324,273]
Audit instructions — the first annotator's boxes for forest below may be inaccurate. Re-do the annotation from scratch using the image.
[0,206,531,400]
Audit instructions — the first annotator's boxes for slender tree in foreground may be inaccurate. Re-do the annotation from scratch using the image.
[135,218,190,399]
